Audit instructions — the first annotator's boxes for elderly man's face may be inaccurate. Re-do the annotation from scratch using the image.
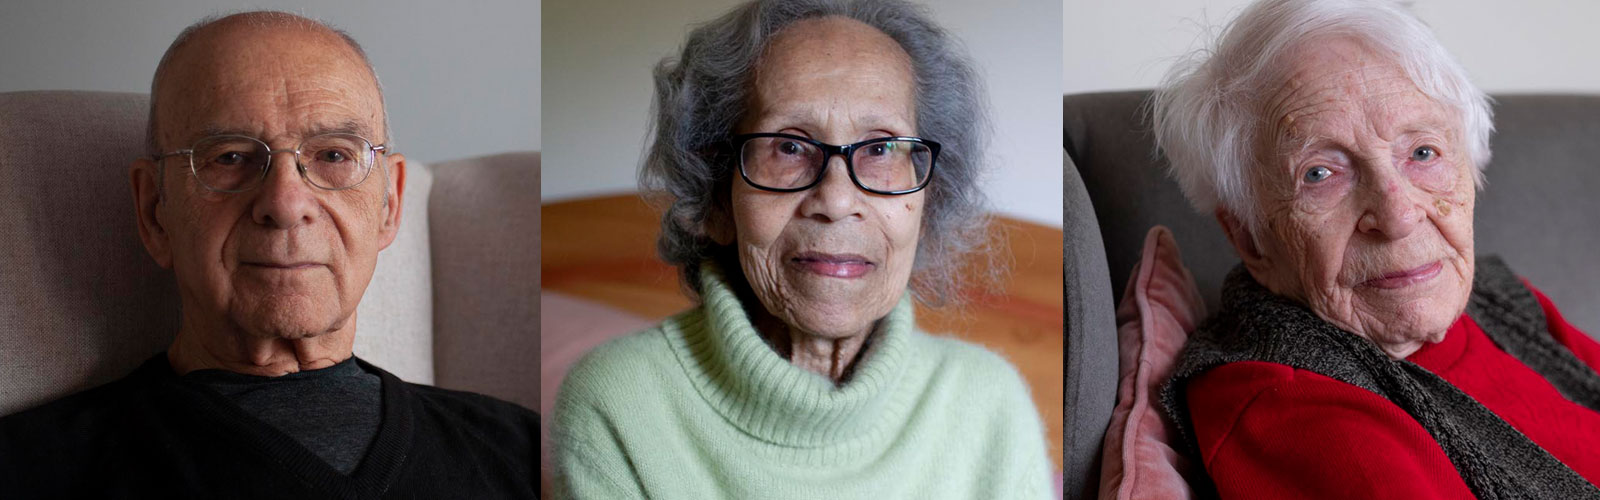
[1237,38,1475,357]
[722,16,923,340]
[135,26,404,341]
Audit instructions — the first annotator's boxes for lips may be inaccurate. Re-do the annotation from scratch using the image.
[790,252,874,278]
[1360,260,1443,290]
[241,261,323,271]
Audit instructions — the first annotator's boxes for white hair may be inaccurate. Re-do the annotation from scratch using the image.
[1152,0,1493,230]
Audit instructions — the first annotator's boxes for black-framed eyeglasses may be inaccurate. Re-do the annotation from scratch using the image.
[150,133,390,193]
[732,133,940,195]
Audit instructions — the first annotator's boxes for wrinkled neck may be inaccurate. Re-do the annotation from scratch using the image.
[167,318,356,376]
[751,311,874,384]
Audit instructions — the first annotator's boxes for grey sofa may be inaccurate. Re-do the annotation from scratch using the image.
[0,90,541,416]
[1062,90,1600,498]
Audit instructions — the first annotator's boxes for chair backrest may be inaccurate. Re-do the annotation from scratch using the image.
[0,91,176,416]
[428,151,541,410]
[354,137,436,386]
[0,90,436,415]
[1062,151,1118,500]
[1066,90,1600,333]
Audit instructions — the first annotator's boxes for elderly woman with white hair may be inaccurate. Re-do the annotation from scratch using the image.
[550,0,1052,498]
[1152,0,1600,498]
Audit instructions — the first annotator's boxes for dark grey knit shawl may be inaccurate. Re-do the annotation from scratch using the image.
[1161,256,1600,499]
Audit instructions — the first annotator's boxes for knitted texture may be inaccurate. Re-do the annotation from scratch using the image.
[1163,256,1600,500]
[1465,258,1600,409]
[552,263,1053,499]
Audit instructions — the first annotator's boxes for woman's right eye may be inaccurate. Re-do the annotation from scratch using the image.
[777,141,802,155]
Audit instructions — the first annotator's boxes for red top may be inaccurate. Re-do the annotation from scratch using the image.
[1188,284,1600,498]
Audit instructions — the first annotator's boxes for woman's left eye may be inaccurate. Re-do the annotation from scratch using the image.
[1411,145,1438,162]
[1303,165,1333,183]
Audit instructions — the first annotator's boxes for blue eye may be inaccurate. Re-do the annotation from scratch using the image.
[1412,146,1437,162]
[1304,166,1333,183]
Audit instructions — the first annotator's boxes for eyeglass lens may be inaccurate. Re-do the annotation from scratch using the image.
[190,134,376,192]
[740,137,933,192]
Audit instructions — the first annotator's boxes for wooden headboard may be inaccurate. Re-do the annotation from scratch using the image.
[542,193,1064,471]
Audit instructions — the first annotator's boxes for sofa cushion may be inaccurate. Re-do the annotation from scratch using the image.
[353,157,435,385]
[429,152,541,410]
[0,91,174,416]
[1470,95,1600,334]
[1099,226,1203,500]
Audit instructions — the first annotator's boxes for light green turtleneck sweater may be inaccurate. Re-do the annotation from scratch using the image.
[552,265,1053,499]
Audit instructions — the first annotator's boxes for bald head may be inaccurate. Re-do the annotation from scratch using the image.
[146,11,388,156]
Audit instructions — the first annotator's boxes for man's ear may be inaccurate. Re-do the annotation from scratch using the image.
[130,158,173,269]
[1215,207,1274,279]
[377,154,406,251]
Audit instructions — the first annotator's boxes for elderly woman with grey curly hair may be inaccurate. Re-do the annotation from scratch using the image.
[1151,0,1600,498]
[550,0,1052,498]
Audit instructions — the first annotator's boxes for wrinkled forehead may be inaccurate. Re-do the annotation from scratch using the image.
[747,16,916,129]
[155,25,385,148]
[1261,37,1454,151]
[762,16,911,68]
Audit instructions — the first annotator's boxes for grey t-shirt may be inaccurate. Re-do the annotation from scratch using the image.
[186,358,381,475]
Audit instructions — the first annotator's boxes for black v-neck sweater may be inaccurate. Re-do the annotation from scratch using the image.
[188,356,383,475]
[0,353,539,499]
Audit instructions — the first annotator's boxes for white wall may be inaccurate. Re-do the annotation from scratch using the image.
[1064,0,1600,94]
[543,0,1065,227]
[0,0,540,166]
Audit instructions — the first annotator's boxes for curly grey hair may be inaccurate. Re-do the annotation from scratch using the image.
[1152,0,1492,233]
[641,0,992,306]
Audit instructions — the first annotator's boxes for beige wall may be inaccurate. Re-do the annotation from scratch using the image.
[1065,0,1600,94]
[543,0,1065,226]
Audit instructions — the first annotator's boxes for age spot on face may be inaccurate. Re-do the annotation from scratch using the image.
[1435,197,1452,217]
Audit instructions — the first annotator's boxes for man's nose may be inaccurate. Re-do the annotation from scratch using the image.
[250,151,319,228]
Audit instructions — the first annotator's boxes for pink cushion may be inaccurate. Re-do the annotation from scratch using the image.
[1098,226,1206,499]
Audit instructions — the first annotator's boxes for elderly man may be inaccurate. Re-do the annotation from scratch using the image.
[0,12,537,498]
[1152,0,1600,498]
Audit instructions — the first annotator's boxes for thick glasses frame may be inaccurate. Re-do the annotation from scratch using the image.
[150,133,390,193]
[731,132,940,195]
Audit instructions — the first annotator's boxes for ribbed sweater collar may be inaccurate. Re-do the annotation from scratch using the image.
[665,263,916,449]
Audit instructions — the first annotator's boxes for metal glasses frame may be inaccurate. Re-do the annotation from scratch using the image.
[150,133,390,193]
